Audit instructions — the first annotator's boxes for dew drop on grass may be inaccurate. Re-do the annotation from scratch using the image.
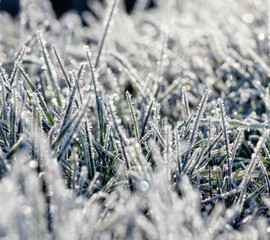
[22,205,32,215]
[139,181,149,191]
[21,111,26,120]
[258,33,265,40]
[29,160,38,168]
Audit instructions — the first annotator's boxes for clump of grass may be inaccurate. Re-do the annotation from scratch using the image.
[1,0,270,239]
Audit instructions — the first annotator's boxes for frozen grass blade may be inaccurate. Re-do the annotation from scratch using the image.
[218,98,232,191]
[16,63,54,126]
[9,94,16,148]
[85,46,104,145]
[140,100,153,139]
[110,52,148,101]
[37,32,62,107]
[95,0,118,68]
[174,128,182,175]
[57,93,92,161]
[59,84,76,134]
[149,121,165,148]
[106,99,134,191]
[73,71,83,104]
[182,86,190,118]
[139,129,153,144]
[10,46,26,86]
[183,89,210,171]
[238,130,269,205]
[248,142,270,196]
[0,63,8,83]
[164,125,172,180]
[158,78,181,103]
[83,121,96,180]
[1,76,8,121]
[126,91,139,143]
[52,44,71,89]
[51,114,77,151]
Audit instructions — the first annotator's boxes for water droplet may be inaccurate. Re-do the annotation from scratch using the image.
[21,111,26,120]
[258,33,265,41]
[29,160,38,168]
[22,205,32,215]
[139,181,149,192]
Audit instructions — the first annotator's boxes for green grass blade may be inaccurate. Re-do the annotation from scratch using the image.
[16,63,54,126]
[95,0,118,68]
[37,32,62,107]
[126,91,139,143]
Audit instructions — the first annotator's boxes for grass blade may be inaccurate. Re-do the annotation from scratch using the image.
[95,0,118,68]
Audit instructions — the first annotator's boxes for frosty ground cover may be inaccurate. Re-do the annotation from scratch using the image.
[0,0,270,239]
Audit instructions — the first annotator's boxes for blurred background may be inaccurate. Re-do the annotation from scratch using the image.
[0,0,156,17]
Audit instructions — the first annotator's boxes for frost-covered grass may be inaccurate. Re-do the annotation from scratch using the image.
[1,0,270,239]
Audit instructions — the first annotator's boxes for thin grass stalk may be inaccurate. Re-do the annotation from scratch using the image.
[16,90,25,139]
[174,128,182,175]
[140,100,153,139]
[0,64,8,83]
[110,52,148,101]
[104,124,111,150]
[139,130,153,144]
[164,125,172,181]
[9,93,16,148]
[37,32,62,107]
[95,0,118,69]
[78,132,92,179]
[59,84,76,134]
[1,76,7,121]
[183,89,210,171]
[218,98,232,191]
[85,46,104,145]
[248,142,270,197]
[85,122,96,179]
[238,130,269,205]
[73,71,83,104]
[57,93,92,161]
[149,121,165,148]
[52,45,71,88]
[17,63,55,126]
[126,91,139,143]
[183,148,200,175]
[10,46,26,86]
[32,101,37,159]
[257,156,270,196]
[77,61,86,82]
[106,100,134,191]
[158,78,181,103]
[230,129,244,165]
[182,86,190,118]
[0,121,8,147]
[51,114,78,151]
